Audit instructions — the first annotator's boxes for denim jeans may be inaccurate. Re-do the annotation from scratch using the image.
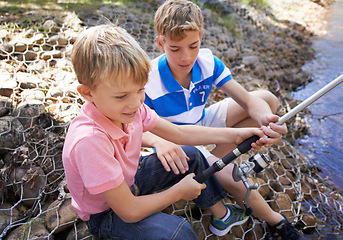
[85,146,227,239]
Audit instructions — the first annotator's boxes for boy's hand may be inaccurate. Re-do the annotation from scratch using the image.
[259,114,288,148]
[176,173,206,201]
[155,139,189,174]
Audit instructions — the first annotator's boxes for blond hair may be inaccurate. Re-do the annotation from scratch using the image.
[71,25,151,89]
[154,0,203,41]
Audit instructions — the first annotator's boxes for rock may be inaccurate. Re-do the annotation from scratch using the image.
[252,177,271,199]
[242,55,259,66]
[244,220,265,239]
[0,99,10,117]
[0,116,24,151]
[301,213,316,228]
[66,221,91,240]
[40,50,63,60]
[45,196,78,234]
[21,89,45,102]
[0,71,16,98]
[0,203,20,234]
[9,166,46,207]
[224,48,239,61]
[285,187,298,201]
[13,101,45,128]
[49,35,69,46]
[42,20,57,32]
[270,193,294,221]
[4,218,52,240]
[162,199,190,215]
[12,40,32,53]
[16,72,43,89]
[301,177,318,200]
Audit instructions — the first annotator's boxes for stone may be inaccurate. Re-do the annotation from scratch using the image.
[0,116,24,151]
[0,203,20,233]
[9,166,46,207]
[45,196,78,233]
[66,221,91,240]
[4,218,52,240]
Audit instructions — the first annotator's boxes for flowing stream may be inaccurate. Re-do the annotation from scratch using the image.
[292,0,343,190]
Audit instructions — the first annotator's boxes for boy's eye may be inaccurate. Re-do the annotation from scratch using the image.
[171,48,179,52]
[115,95,127,99]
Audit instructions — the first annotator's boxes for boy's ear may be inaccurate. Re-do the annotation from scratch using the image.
[156,36,164,52]
[77,84,94,102]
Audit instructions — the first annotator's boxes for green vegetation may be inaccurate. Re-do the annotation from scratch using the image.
[239,0,270,8]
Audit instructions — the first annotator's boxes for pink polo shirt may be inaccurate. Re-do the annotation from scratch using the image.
[62,101,159,221]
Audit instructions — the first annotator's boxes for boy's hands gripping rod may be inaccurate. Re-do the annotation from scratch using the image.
[194,73,343,183]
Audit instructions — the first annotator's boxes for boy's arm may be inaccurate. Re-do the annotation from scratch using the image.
[142,132,189,174]
[149,117,264,148]
[102,173,205,223]
[220,79,287,147]
[221,80,272,124]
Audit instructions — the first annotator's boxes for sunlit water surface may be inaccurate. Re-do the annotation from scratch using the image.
[292,0,343,189]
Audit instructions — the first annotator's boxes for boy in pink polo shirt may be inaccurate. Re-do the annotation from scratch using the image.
[62,25,267,239]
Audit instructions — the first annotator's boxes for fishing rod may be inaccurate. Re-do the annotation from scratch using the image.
[194,73,343,189]
[194,73,343,214]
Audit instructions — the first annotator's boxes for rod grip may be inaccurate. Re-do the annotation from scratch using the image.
[194,164,220,183]
[221,135,260,165]
[237,135,260,154]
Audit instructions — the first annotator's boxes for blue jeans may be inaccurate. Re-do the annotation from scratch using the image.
[85,146,227,239]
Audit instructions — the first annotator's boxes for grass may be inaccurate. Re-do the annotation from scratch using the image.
[239,0,270,8]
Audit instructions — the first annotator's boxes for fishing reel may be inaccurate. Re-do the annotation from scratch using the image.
[232,153,270,215]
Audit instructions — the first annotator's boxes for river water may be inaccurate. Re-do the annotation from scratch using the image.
[292,0,343,190]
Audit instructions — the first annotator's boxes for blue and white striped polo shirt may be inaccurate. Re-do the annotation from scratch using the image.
[145,48,232,125]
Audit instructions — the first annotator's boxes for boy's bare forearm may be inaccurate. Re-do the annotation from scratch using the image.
[150,118,263,146]
[141,132,162,148]
[102,175,200,223]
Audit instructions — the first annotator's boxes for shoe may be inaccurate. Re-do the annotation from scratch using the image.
[209,204,248,236]
[270,217,304,240]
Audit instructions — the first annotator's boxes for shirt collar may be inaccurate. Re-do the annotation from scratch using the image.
[158,55,201,92]
[83,101,128,140]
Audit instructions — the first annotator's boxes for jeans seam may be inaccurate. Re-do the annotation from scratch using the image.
[169,218,188,240]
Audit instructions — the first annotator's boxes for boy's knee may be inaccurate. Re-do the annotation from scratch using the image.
[181,145,208,171]
[252,90,280,113]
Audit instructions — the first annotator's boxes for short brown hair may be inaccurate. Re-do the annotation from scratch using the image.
[154,0,203,41]
[71,25,151,89]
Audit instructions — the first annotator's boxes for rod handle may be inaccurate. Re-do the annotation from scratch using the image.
[194,163,220,183]
[222,135,259,164]
[237,135,260,154]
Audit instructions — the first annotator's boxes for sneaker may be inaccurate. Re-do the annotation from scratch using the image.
[270,217,304,240]
[209,204,248,236]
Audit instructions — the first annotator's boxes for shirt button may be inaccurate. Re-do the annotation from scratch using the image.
[190,102,192,106]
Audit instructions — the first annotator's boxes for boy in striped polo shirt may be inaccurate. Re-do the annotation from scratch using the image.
[144,0,303,239]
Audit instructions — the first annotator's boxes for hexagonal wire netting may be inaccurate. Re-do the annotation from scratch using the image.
[0,1,342,239]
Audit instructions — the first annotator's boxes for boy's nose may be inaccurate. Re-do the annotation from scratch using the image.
[180,50,192,62]
[130,95,144,108]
